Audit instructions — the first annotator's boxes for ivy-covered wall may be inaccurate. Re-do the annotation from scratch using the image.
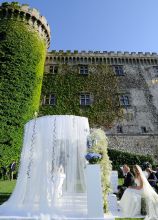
[0,19,46,165]
[40,64,122,127]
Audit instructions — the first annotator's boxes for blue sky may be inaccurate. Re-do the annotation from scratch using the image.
[1,0,158,52]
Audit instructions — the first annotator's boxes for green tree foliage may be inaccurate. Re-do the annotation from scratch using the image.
[40,64,122,127]
[0,18,46,166]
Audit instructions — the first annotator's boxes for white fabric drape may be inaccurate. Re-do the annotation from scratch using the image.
[0,115,89,219]
[136,165,158,220]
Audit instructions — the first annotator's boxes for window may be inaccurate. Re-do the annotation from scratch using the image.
[148,95,153,103]
[141,126,147,133]
[113,65,124,76]
[153,66,158,76]
[126,113,134,121]
[153,66,158,72]
[80,93,92,106]
[119,95,130,106]
[49,65,58,74]
[43,95,56,105]
[80,65,88,75]
[117,125,123,133]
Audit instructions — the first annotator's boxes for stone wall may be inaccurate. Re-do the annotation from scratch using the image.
[107,134,158,161]
[109,64,158,134]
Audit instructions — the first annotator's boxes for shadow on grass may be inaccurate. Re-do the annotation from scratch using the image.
[0,193,11,205]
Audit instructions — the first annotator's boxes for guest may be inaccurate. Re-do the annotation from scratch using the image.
[146,167,158,193]
[9,161,16,180]
[155,167,158,180]
[142,161,151,171]
[0,165,7,180]
[142,161,151,178]
[117,164,136,199]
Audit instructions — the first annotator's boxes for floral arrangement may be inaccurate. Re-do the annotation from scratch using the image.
[85,129,112,212]
[85,152,102,164]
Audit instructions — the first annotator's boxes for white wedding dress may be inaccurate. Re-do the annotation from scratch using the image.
[119,178,142,217]
[119,165,158,220]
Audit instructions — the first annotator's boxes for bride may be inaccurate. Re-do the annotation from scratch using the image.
[119,165,158,220]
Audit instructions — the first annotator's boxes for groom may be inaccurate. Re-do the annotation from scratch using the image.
[117,164,136,199]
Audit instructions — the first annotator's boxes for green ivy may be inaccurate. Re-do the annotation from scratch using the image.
[0,18,46,166]
[40,64,122,127]
[1,2,20,8]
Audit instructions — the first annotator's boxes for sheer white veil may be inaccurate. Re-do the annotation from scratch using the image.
[136,165,157,199]
[136,165,158,219]
[0,115,89,218]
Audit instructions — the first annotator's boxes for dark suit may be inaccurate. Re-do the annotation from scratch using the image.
[117,171,135,199]
[123,172,135,187]
[155,171,158,180]
[9,162,16,180]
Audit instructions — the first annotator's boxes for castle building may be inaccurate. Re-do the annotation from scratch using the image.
[41,50,158,161]
[1,2,158,163]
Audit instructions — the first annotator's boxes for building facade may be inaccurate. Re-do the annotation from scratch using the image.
[41,50,158,161]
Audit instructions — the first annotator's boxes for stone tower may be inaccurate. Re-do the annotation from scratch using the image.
[0,2,50,163]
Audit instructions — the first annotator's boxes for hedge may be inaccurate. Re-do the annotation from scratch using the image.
[108,148,154,176]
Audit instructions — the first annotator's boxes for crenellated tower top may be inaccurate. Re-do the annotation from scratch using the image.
[0,2,51,48]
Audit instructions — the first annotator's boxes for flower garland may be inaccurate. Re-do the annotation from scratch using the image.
[86,128,112,211]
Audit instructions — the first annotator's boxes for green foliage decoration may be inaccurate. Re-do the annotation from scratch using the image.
[0,17,46,166]
[40,64,122,127]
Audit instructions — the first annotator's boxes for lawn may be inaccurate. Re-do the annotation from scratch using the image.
[118,178,124,185]
[0,180,16,204]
